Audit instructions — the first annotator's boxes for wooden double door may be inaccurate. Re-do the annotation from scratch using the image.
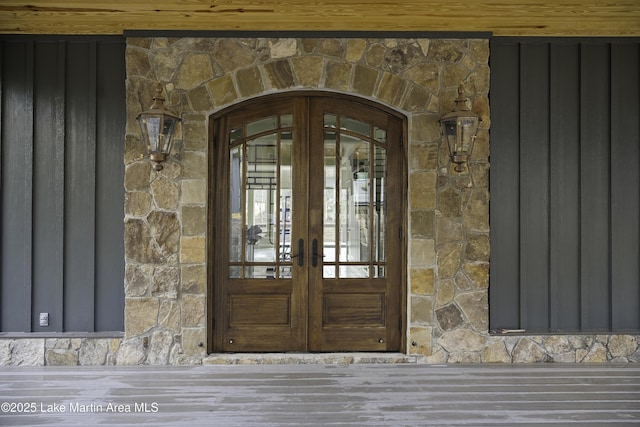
[211,94,405,352]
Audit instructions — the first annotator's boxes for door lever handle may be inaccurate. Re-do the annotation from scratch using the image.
[294,238,304,266]
[312,239,323,267]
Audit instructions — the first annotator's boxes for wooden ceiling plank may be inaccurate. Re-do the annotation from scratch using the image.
[0,0,638,36]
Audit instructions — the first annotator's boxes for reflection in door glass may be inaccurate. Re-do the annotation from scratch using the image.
[340,134,369,266]
[341,117,370,135]
[280,132,293,278]
[246,135,277,266]
[374,126,386,143]
[230,126,243,143]
[323,132,337,278]
[324,114,337,128]
[246,116,277,136]
[281,114,293,127]
[229,145,243,267]
[374,145,386,274]
[339,265,369,278]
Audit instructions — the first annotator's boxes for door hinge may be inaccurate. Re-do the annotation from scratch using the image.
[398,226,403,241]
[398,316,402,331]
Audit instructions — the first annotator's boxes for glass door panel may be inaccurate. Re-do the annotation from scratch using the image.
[228,117,294,279]
[279,131,293,278]
[321,113,388,279]
[323,131,337,278]
[373,145,387,277]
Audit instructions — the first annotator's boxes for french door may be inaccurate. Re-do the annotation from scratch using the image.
[210,94,404,352]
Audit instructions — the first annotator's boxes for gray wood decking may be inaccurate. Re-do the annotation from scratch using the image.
[1,363,639,426]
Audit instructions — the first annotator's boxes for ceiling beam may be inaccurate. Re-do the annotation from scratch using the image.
[1,1,639,36]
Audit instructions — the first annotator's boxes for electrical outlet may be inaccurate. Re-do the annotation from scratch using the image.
[39,313,49,327]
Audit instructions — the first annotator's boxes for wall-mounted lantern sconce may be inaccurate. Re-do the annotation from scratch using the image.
[440,84,482,172]
[137,83,181,171]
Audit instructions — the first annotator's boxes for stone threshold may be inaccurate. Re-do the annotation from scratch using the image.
[202,352,422,365]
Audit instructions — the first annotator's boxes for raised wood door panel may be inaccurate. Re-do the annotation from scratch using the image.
[211,94,404,352]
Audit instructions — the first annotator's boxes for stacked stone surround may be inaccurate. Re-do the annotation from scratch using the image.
[3,36,638,366]
[122,36,496,365]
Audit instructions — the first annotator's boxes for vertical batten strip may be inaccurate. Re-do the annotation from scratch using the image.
[88,40,98,331]
[25,41,35,332]
[549,42,557,332]
[546,43,552,332]
[518,43,528,329]
[56,41,67,330]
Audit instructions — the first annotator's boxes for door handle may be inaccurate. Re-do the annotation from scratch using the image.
[296,238,304,266]
[312,239,322,267]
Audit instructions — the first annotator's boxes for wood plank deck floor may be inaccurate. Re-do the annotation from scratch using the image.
[1,363,639,426]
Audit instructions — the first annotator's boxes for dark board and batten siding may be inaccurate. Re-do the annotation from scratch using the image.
[0,37,125,332]
[490,38,640,333]
[2,35,638,336]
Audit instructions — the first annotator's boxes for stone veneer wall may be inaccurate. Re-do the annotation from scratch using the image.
[3,36,638,366]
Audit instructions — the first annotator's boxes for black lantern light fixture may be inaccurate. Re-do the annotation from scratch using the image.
[440,84,482,172]
[137,83,181,171]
